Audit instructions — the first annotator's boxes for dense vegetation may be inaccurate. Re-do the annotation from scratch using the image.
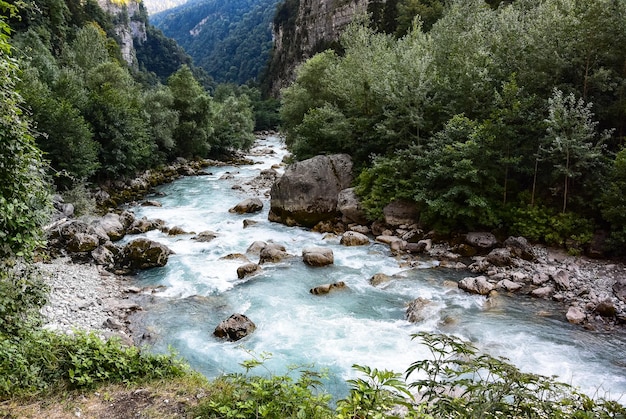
[8,0,257,192]
[152,0,280,84]
[281,0,626,254]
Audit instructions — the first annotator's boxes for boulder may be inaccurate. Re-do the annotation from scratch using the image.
[302,247,334,267]
[382,199,420,227]
[340,231,370,246]
[121,238,172,270]
[141,200,162,207]
[338,188,368,225]
[310,281,346,295]
[167,225,192,236]
[98,213,126,241]
[503,236,535,261]
[259,243,288,264]
[67,232,99,253]
[118,210,136,230]
[531,285,554,299]
[455,244,477,257]
[243,219,258,228]
[486,248,513,267]
[192,231,218,242]
[594,300,616,318]
[497,279,523,292]
[127,217,164,234]
[553,270,570,290]
[566,306,586,324]
[466,232,498,250]
[406,298,432,323]
[229,198,264,214]
[370,273,392,286]
[614,277,626,303]
[91,245,115,269]
[458,276,494,295]
[247,241,267,255]
[237,263,261,279]
[213,313,256,341]
[268,154,353,227]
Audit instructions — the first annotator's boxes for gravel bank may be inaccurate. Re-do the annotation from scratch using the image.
[37,258,137,342]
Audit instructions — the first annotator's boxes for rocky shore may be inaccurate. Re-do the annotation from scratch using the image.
[37,141,626,343]
[37,258,137,342]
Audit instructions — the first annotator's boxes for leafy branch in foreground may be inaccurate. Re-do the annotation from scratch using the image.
[406,332,626,418]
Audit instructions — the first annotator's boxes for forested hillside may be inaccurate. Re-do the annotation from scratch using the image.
[6,0,255,195]
[281,0,626,255]
[151,0,280,84]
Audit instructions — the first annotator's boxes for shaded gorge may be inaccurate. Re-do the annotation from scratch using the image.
[124,136,626,400]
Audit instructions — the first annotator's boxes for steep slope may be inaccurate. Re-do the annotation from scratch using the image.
[142,0,189,14]
[152,0,281,84]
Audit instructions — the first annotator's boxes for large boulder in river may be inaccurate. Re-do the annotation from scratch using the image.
[268,154,353,227]
[229,198,264,214]
[310,281,346,295]
[302,246,334,267]
[259,243,288,264]
[213,313,256,341]
[121,238,172,270]
[459,276,495,295]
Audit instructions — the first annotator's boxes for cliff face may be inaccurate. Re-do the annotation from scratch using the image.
[96,0,148,68]
[266,0,372,96]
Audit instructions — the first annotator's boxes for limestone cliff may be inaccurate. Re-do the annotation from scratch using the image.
[265,0,374,96]
[96,0,148,68]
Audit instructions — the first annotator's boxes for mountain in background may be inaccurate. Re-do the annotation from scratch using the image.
[151,0,281,85]
[142,0,190,15]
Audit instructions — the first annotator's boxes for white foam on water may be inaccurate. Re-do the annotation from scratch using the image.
[126,135,626,400]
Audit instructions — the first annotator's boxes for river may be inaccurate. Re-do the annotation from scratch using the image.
[124,135,626,400]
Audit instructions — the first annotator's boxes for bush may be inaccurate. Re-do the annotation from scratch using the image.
[193,352,333,418]
[0,330,188,399]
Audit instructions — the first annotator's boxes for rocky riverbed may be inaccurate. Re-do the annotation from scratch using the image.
[37,258,137,342]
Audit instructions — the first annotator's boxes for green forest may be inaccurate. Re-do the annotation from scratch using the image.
[281,0,626,255]
[2,0,626,416]
[152,0,280,84]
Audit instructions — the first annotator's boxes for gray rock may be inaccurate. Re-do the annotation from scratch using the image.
[127,217,164,234]
[91,245,115,269]
[553,269,570,290]
[497,279,523,292]
[121,238,172,270]
[614,277,626,303]
[192,231,218,242]
[247,241,267,255]
[531,285,554,299]
[259,243,288,264]
[340,231,370,246]
[98,213,126,241]
[302,247,334,267]
[466,232,498,250]
[369,273,392,287]
[458,276,494,295]
[229,198,264,214]
[214,313,256,341]
[338,188,368,225]
[310,281,346,295]
[594,300,616,318]
[382,199,420,227]
[566,306,586,324]
[67,233,99,253]
[486,248,513,267]
[268,154,353,227]
[504,236,535,261]
[237,263,261,279]
[406,297,432,323]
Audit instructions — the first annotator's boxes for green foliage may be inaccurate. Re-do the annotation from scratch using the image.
[152,0,280,84]
[600,148,626,251]
[211,94,256,156]
[0,261,47,336]
[406,332,626,418]
[0,8,51,259]
[0,329,188,398]
[336,364,419,419]
[194,352,333,418]
[506,205,594,249]
[168,65,214,158]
